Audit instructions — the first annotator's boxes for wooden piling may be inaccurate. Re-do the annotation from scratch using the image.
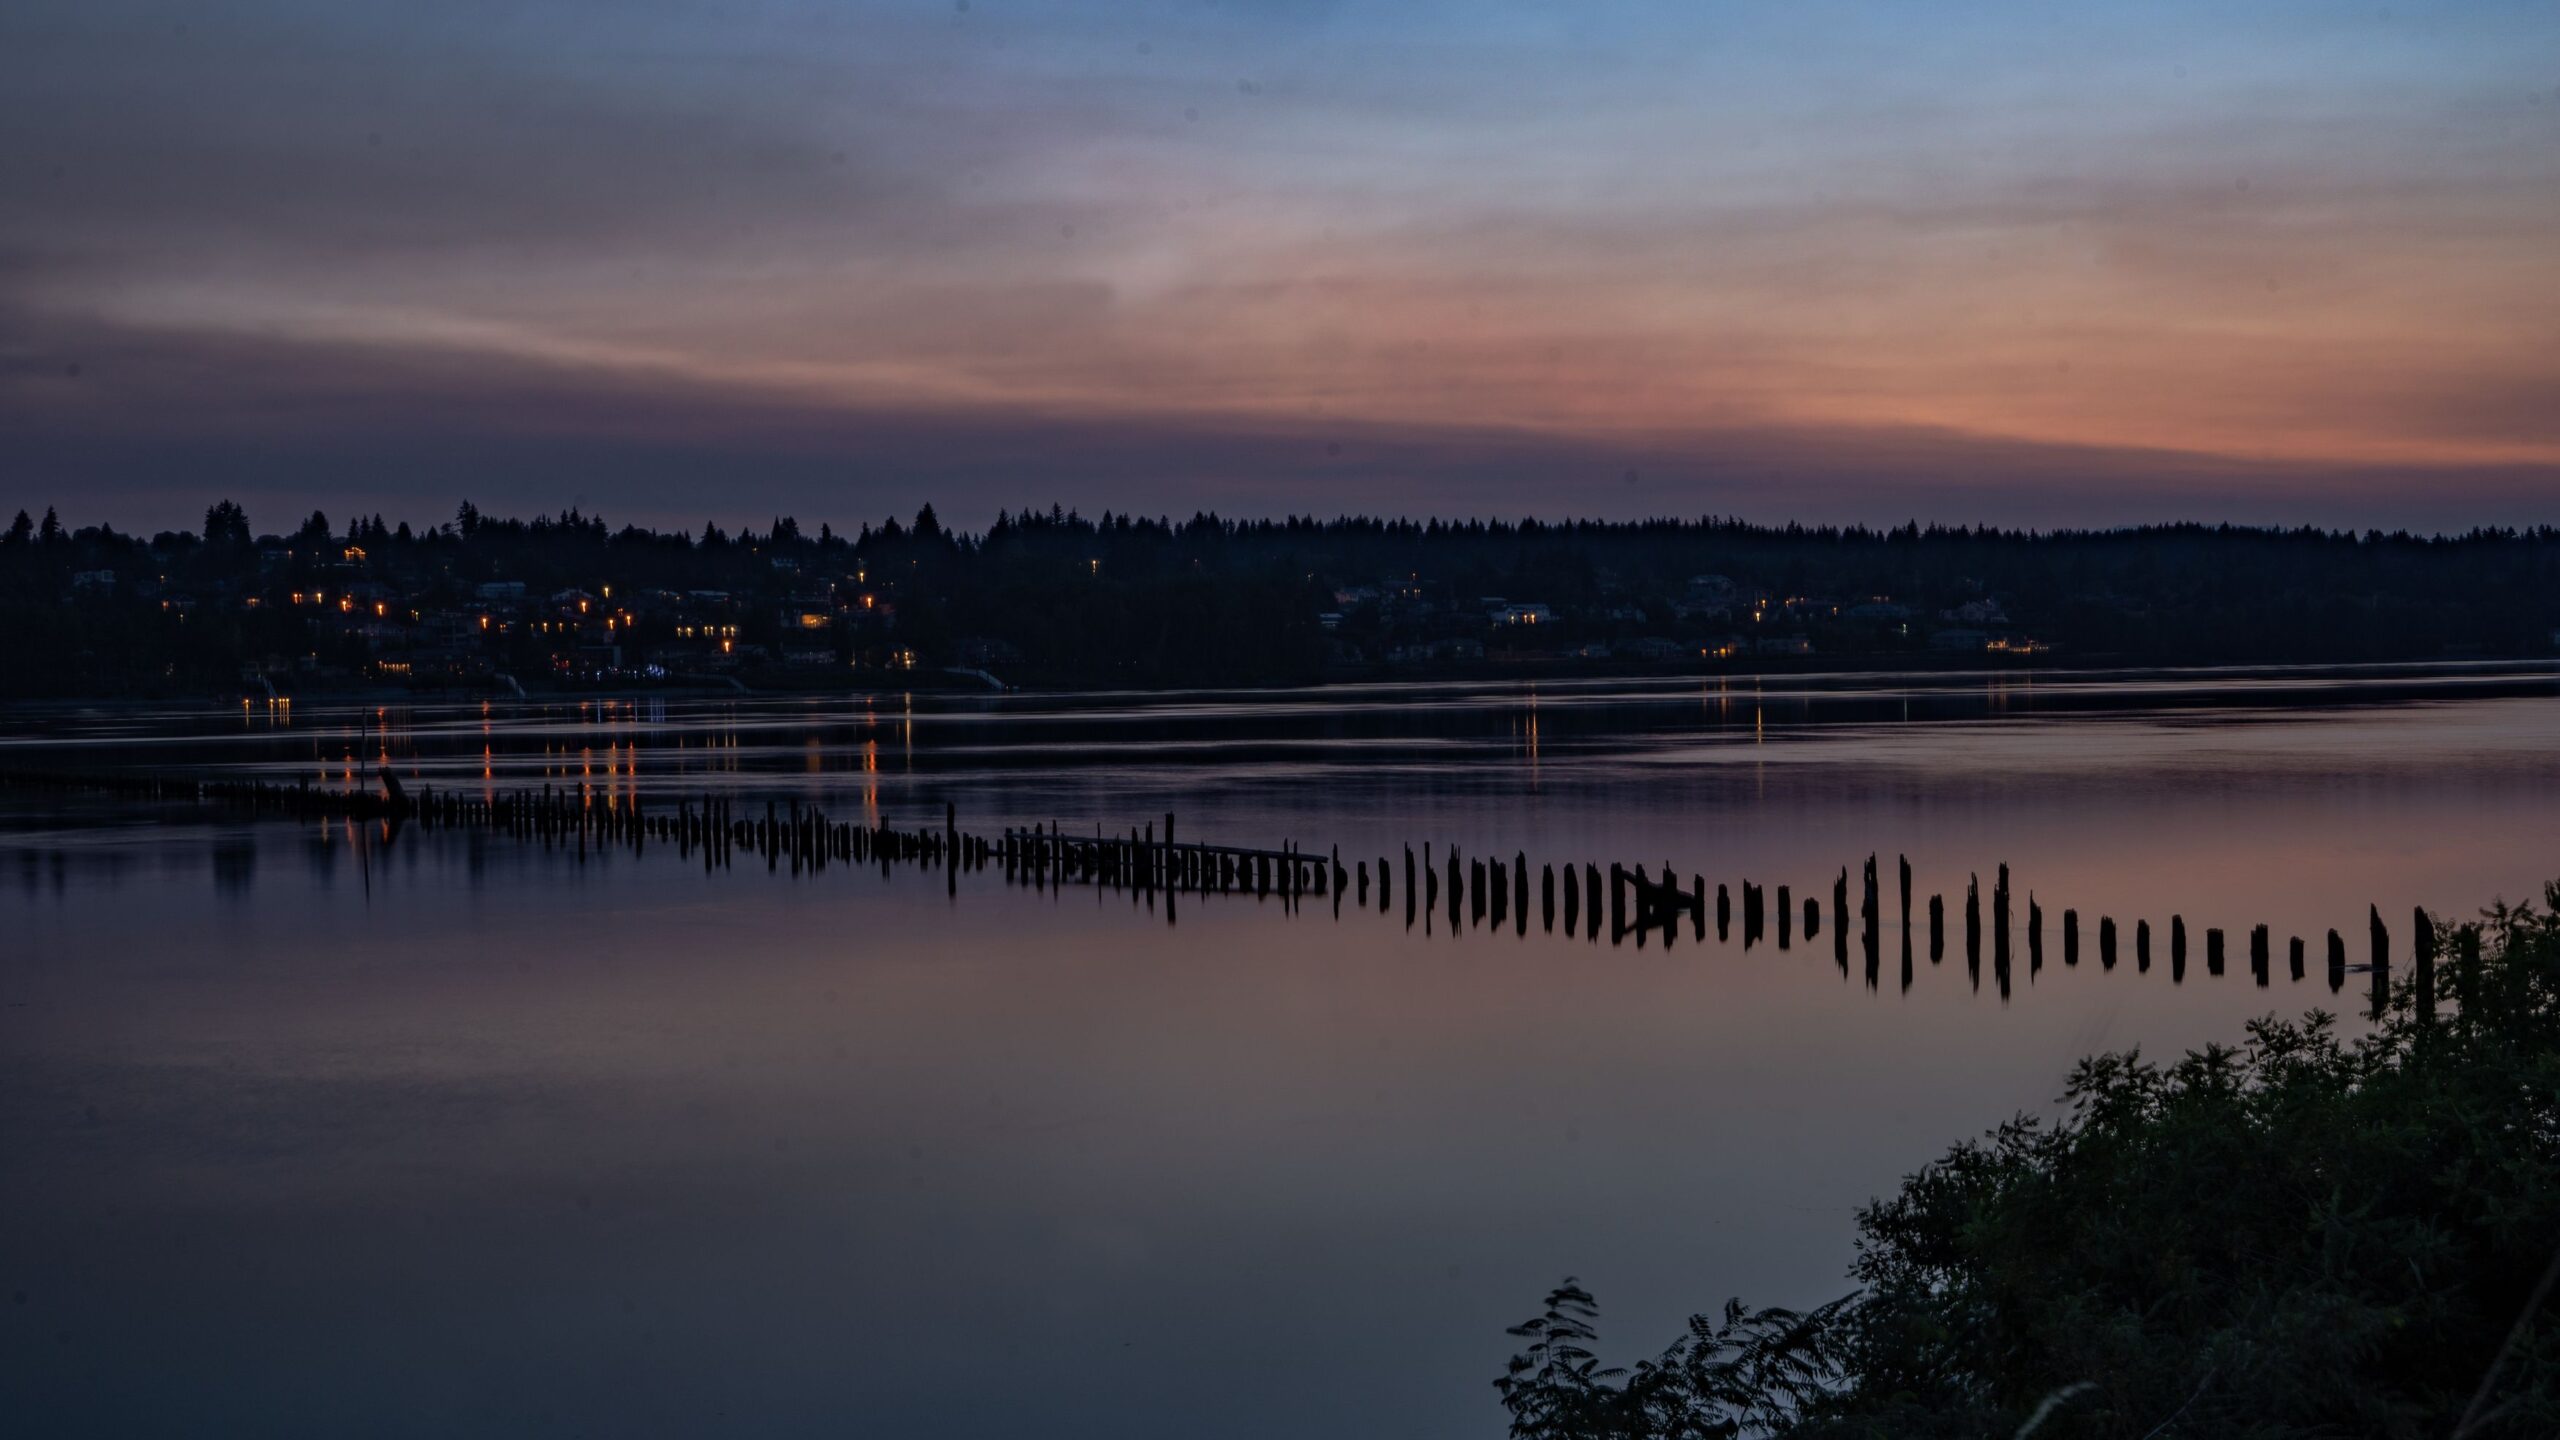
[2412,907,2436,1025]
[2369,904,2390,1019]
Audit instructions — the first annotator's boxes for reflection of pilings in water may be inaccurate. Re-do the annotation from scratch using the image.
[1542,864,1556,932]
[2172,915,2188,983]
[2206,926,2224,978]
[1483,856,1500,929]
[1585,864,1600,945]
[2063,908,2078,968]
[2328,929,2347,991]
[1776,884,1792,949]
[2251,924,2270,987]
[1804,893,1819,941]
[1929,894,1945,964]
[2289,934,2305,982]
[1715,883,1731,942]
[2028,895,2043,978]
[2099,915,2116,969]
[1563,865,1580,937]
[1691,875,1707,942]
[2138,918,2152,973]
[1740,879,1761,949]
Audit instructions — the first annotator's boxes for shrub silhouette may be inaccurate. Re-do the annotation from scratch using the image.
[1503,886,2560,1438]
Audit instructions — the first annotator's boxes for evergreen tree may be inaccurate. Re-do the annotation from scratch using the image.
[201,499,251,547]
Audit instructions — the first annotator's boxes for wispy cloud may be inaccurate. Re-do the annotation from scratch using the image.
[4,0,2555,527]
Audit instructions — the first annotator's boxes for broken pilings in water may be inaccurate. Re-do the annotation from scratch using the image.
[1991,864,2011,980]
[1965,874,1982,987]
[2413,907,2437,1026]
[1516,853,1530,938]
[1833,868,1850,971]
[2369,904,2390,1021]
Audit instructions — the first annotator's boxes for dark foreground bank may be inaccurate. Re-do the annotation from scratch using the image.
[1501,884,2560,1438]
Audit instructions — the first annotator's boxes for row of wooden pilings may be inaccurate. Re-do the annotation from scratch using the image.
[2,766,2455,1021]
[1002,820,2444,1023]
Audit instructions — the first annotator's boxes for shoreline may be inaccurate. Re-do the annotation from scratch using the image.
[2,652,2557,716]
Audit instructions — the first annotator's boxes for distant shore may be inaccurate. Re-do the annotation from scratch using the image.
[6,651,2558,717]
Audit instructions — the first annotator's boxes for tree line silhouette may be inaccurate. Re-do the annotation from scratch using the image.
[3,499,2557,696]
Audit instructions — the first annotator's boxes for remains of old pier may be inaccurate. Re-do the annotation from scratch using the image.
[0,763,2460,1021]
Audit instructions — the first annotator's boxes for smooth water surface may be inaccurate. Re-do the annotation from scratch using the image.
[6,663,2559,1437]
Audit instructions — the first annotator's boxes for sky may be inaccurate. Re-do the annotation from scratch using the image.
[4,0,2557,534]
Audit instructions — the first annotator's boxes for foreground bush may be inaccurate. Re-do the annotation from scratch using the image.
[1501,888,2560,1438]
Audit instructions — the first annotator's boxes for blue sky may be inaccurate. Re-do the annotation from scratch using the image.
[4,0,2555,532]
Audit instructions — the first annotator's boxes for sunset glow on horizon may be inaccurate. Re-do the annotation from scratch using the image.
[5,1,2556,530]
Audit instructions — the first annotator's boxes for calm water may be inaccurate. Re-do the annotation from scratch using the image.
[6,663,2560,1437]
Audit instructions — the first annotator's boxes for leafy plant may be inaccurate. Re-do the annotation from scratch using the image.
[1503,886,2560,1437]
